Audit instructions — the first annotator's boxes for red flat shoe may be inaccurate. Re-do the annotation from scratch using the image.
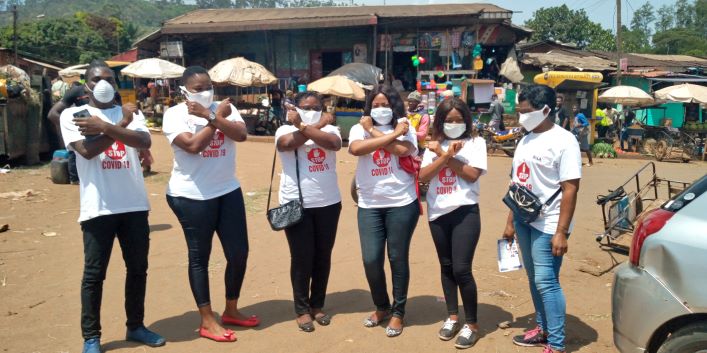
[222,314,260,327]
[199,327,237,342]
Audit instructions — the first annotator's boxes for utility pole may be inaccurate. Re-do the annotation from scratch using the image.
[12,5,17,65]
[616,0,622,85]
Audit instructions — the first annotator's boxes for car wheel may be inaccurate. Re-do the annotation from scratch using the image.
[656,322,707,353]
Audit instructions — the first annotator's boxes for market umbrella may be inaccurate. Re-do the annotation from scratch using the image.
[308,75,366,101]
[59,64,87,78]
[598,85,654,106]
[328,63,382,88]
[121,58,185,79]
[208,57,277,87]
[653,83,707,104]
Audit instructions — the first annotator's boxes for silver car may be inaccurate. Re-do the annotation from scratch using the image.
[612,174,707,353]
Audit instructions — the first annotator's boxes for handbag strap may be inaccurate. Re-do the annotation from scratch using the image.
[544,187,563,206]
[266,147,302,214]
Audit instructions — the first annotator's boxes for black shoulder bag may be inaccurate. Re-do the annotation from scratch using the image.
[502,183,562,224]
[266,148,304,231]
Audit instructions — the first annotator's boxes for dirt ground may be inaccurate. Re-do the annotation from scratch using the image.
[1,132,705,353]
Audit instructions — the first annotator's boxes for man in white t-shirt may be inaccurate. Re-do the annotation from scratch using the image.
[59,61,164,353]
[502,84,581,353]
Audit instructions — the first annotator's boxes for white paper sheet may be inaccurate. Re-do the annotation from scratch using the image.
[497,238,523,272]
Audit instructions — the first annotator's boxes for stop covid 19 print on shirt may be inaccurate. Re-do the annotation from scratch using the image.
[102,141,131,170]
[370,148,393,177]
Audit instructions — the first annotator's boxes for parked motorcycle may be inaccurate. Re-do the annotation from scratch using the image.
[476,121,524,157]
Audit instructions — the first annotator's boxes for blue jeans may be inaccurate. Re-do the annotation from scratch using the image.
[514,221,566,351]
[357,200,419,318]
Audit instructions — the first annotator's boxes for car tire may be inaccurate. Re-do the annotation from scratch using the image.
[656,321,707,353]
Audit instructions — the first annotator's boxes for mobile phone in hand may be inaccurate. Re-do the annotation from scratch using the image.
[73,109,91,119]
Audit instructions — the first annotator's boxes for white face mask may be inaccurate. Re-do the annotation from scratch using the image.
[370,107,394,125]
[87,80,115,104]
[443,123,466,139]
[295,107,322,125]
[519,105,549,131]
[181,85,214,109]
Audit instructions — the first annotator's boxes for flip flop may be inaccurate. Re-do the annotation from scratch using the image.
[221,314,260,327]
[199,327,236,342]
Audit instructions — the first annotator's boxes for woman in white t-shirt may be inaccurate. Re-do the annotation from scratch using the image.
[163,66,258,343]
[274,91,342,332]
[419,98,487,349]
[502,85,582,353]
[349,85,420,338]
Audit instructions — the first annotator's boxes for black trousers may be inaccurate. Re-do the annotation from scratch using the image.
[428,204,481,324]
[284,202,342,315]
[80,211,150,340]
[167,188,249,307]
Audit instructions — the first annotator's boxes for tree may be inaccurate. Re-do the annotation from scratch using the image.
[653,28,707,55]
[196,0,234,8]
[524,5,615,50]
[654,4,674,33]
[675,0,695,28]
[630,2,655,49]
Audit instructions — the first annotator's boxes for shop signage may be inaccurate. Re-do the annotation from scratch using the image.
[160,41,183,58]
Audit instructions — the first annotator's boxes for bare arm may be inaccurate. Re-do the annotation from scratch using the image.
[447,158,483,183]
[349,132,403,156]
[419,153,449,182]
[551,178,580,256]
[48,101,69,138]
[172,124,217,154]
[278,112,340,152]
[70,135,116,160]
[368,127,416,156]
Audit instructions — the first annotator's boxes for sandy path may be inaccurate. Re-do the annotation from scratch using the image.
[1,131,705,353]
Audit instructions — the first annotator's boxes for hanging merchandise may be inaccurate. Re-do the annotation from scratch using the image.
[451,31,462,49]
[419,33,432,49]
[379,34,392,51]
[411,55,420,67]
[451,51,462,69]
[462,32,475,48]
[418,56,426,64]
[472,43,482,58]
[427,91,436,115]
[473,56,484,71]
[436,71,445,79]
[431,34,443,48]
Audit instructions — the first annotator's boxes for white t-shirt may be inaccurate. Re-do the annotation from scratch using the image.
[511,125,582,234]
[275,124,342,208]
[422,137,488,221]
[60,105,150,222]
[348,122,418,208]
[162,102,244,200]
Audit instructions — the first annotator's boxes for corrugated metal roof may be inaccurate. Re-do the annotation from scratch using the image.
[521,52,615,71]
[162,4,511,33]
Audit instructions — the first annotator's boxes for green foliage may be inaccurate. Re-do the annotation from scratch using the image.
[196,0,356,8]
[524,5,615,50]
[653,28,707,56]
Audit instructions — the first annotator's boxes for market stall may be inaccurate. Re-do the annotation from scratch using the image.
[209,57,278,135]
[649,83,707,160]
[0,65,44,164]
[121,58,185,128]
[308,75,367,140]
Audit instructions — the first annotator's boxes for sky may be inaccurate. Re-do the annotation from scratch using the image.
[185,0,677,33]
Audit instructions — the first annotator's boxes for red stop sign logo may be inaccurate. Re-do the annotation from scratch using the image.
[104,141,126,160]
[372,149,391,168]
[438,167,457,186]
[516,162,531,183]
[307,148,326,164]
[209,131,225,149]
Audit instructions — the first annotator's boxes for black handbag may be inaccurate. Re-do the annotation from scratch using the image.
[266,148,304,231]
[502,183,562,224]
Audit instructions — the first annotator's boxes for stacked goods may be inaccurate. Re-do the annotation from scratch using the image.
[592,142,618,158]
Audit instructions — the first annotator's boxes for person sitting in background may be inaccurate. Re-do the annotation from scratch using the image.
[406,91,430,155]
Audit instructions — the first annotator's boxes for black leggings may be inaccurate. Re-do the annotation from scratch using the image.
[428,204,481,324]
[284,202,342,315]
[166,188,249,307]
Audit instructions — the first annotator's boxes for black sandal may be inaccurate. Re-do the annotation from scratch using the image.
[314,313,331,326]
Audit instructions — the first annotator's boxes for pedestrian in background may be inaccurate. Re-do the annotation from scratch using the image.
[406,91,430,155]
[571,105,593,166]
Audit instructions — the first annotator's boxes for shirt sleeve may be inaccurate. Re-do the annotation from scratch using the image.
[420,147,435,168]
[274,125,298,145]
[59,108,84,150]
[323,124,342,140]
[126,111,149,133]
[161,106,190,144]
[559,135,582,182]
[464,137,488,174]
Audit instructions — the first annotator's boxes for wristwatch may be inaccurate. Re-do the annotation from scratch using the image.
[208,111,217,122]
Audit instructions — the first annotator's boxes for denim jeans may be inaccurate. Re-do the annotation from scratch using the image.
[80,211,150,340]
[514,221,566,352]
[166,188,249,307]
[429,204,481,324]
[357,200,419,318]
[284,202,342,315]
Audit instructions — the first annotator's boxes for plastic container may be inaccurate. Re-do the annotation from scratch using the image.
[298,84,307,93]
[50,149,70,185]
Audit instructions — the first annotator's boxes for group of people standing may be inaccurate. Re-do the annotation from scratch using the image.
[61,60,579,353]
